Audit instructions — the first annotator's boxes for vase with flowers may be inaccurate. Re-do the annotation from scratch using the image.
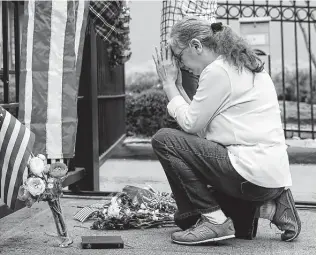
[17,154,72,248]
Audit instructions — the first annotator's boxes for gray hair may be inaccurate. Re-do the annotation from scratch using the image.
[169,16,264,73]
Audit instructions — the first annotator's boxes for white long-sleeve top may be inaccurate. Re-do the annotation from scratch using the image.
[167,56,291,188]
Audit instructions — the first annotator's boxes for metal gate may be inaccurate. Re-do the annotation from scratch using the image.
[217,0,316,139]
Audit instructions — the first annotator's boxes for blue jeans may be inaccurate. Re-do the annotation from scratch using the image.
[152,128,284,220]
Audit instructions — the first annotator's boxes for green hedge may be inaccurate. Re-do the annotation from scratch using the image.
[125,88,180,137]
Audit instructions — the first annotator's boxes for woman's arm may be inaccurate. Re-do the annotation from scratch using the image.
[167,63,232,134]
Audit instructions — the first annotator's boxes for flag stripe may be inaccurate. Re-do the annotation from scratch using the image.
[19,1,89,159]
[0,111,11,200]
[8,130,34,209]
[70,1,89,158]
[1,118,20,204]
[0,107,35,210]
[18,1,29,124]
[24,0,35,130]
[3,121,24,203]
[61,0,78,158]
[75,0,86,61]
[31,1,52,156]
[6,128,29,206]
[75,1,89,85]
[0,113,14,179]
[46,0,67,159]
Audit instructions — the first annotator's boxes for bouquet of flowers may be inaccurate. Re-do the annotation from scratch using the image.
[90,185,177,230]
[17,154,72,248]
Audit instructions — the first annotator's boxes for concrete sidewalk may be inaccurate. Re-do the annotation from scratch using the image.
[1,158,316,255]
[0,196,315,255]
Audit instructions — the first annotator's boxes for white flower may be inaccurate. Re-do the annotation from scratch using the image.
[47,177,54,183]
[152,215,158,221]
[26,177,46,196]
[47,183,54,189]
[125,208,131,216]
[37,154,46,162]
[107,197,121,217]
[29,157,45,176]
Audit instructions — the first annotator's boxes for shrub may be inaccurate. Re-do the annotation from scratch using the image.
[125,88,179,137]
[125,70,161,94]
[272,68,316,103]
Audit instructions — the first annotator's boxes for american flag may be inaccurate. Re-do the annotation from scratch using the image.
[0,106,35,210]
[18,0,89,160]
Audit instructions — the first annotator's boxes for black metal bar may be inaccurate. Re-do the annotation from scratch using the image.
[239,0,242,17]
[71,23,100,192]
[78,94,126,100]
[216,1,315,23]
[252,0,255,17]
[294,1,301,137]
[97,94,126,99]
[226,0,229,25]
[284,129,316,133]
[14,2,20,105]
[307,1,315,139]
[2,1,9,104]
[280,0,287,136]
[88,23,100,191]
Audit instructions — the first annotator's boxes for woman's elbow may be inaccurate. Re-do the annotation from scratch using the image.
[181,121,201,134]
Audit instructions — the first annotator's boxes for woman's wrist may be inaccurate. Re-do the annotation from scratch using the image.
[163,81,181,101]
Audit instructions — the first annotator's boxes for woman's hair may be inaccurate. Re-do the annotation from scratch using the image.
[169,16,264,73]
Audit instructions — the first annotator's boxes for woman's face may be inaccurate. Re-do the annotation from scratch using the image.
[172,41,206,76]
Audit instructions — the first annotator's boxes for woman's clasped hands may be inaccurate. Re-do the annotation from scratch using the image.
[152,45,180,88]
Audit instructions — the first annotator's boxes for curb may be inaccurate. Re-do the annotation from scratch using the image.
[111,139,316,164]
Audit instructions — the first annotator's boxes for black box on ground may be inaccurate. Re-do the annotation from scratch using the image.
[81,236,124,249]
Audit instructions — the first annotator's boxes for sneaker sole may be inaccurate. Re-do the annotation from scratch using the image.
[171,234,235,245]
[284,190,301,242]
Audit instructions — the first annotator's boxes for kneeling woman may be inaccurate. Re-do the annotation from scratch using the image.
[152,17,300,245]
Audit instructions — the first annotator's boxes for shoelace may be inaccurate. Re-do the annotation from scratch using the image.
[185,217,205,232]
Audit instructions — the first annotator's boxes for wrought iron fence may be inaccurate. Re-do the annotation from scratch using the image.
[0,1,21,116]
[217,0,316,139]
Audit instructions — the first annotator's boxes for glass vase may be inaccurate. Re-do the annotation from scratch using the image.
[48,198,73,247]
